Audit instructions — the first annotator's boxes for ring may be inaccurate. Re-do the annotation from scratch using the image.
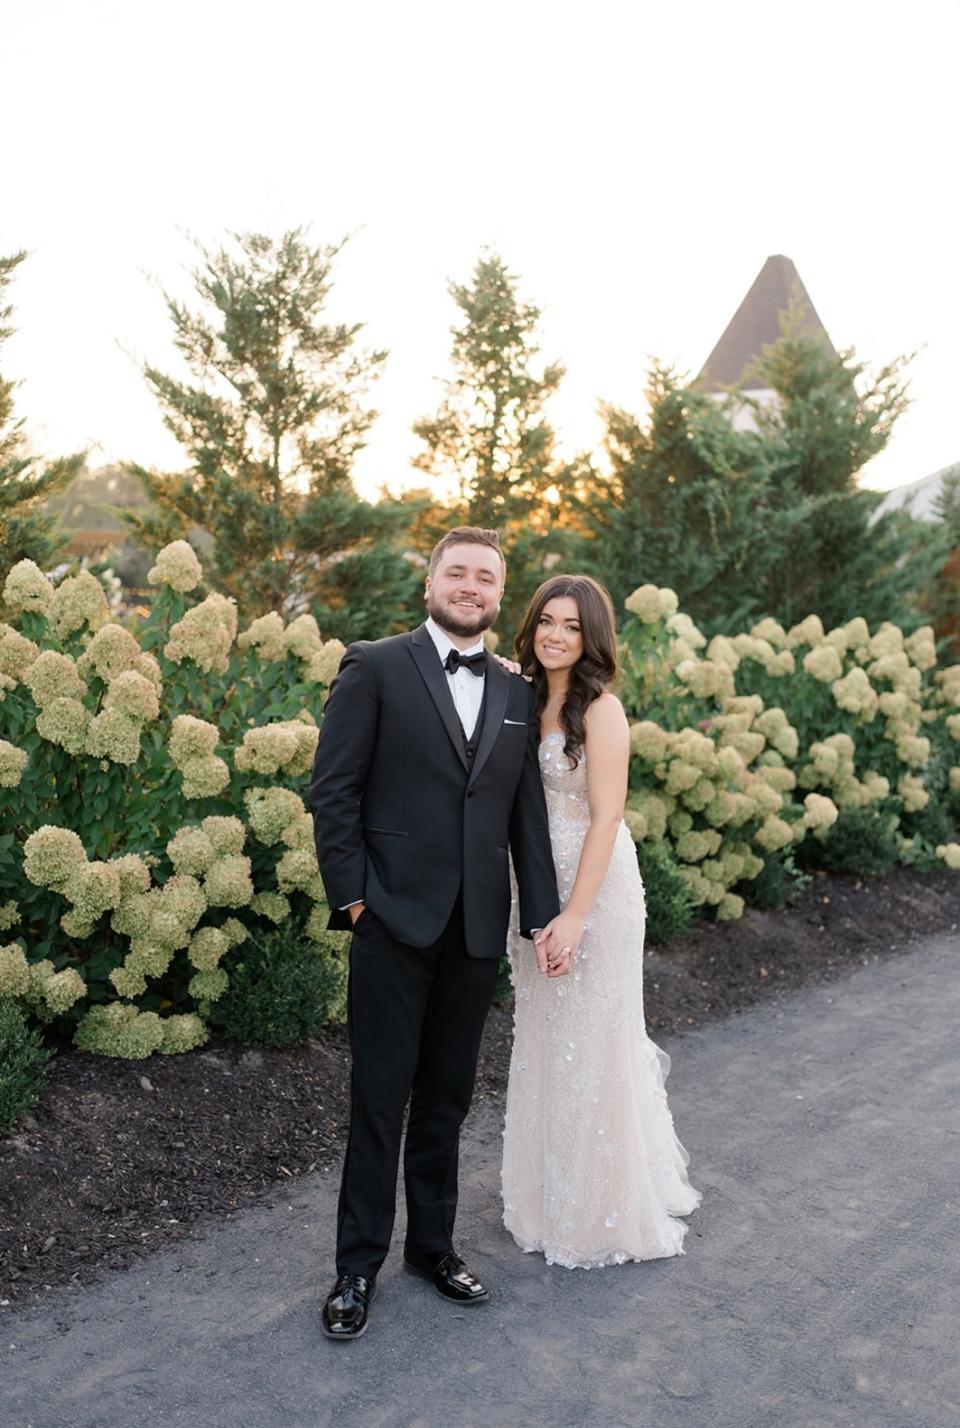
[562,946,571,954]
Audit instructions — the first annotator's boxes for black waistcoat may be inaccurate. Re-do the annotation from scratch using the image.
[461,681,488,766]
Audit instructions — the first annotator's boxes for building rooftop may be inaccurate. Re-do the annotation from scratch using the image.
[873,463,960,522]
[698,254,836,393]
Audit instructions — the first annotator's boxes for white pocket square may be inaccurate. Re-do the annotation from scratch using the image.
[503,718,526,726]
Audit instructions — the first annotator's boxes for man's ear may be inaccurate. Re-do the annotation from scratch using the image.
[424,576,432,602]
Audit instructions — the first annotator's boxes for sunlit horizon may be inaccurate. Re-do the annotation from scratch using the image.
[5,0,958,506]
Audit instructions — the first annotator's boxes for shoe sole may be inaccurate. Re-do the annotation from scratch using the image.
[402,1260,490,1304]
[321,1318,371,1342]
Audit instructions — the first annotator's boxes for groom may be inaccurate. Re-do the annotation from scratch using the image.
[309,527,560,1341]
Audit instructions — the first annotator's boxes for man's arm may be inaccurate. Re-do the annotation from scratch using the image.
[508,683,560,943]
[308,643,379,926]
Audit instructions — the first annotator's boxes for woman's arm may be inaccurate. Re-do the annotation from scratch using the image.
[541,693,629,969]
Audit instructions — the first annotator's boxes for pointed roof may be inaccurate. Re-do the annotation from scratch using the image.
[698,254,836,392]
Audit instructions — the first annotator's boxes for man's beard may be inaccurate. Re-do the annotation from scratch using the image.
[426,592,499,639]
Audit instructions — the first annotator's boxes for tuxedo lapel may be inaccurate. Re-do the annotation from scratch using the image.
[408,624,470,772]
[468,653,510,787]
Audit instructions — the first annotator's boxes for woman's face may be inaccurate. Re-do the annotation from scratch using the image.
[533,596,584,676]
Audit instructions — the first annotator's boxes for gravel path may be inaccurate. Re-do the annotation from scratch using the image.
[3,934,958,1428]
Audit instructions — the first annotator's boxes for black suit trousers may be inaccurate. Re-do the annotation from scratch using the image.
[336,898,500,1277]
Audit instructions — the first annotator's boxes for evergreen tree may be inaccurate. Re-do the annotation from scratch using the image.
[580,317,928,633]
[0,251,85,589]
[915,465,960,653]
[412,252,579,633]
[740,315,925,629]
[126,230,421,637]
[576,363,761,628]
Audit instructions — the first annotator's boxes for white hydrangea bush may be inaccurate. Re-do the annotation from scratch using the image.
[0,549,348,1058]
[619,586,960,917]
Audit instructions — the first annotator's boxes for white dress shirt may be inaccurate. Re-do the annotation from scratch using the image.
[425,616,486,740]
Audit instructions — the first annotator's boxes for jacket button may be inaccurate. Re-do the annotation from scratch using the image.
[466,788,474,798]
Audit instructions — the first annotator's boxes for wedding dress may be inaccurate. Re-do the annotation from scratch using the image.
[502,733,701,1268]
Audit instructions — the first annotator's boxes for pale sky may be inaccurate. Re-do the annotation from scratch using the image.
[4,0,958,502]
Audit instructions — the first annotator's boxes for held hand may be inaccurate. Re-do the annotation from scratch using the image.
[536,911,586,977]
[348,902,366,926]
[547,948,573,978]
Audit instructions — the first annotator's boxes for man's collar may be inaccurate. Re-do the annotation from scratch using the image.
[425,615,485,662]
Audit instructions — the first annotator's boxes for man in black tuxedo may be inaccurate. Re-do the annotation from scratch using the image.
[309,527,560,1341]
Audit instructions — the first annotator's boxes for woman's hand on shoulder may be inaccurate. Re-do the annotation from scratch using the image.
[493,653,530,681]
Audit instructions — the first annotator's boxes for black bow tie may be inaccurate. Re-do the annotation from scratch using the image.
[444,648,486,677]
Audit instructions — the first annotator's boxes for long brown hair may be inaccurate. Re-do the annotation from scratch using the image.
[514,574,618,765]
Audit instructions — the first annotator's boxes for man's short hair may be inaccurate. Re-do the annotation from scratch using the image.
[428,527,506,579]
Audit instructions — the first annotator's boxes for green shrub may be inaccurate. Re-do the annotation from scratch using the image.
[637,840,696,945]
[0,548,345,1056]
[207,923,346,1047]
[0,998,54,1136]
[810,807,899,878]
[6,550,960,1062]
[495,954,513,1002]
[900,795,955,850]
[742,852,809,911]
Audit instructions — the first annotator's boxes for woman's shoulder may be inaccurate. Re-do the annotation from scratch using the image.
[585,690,629,733]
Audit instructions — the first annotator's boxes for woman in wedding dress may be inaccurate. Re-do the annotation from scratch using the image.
[501,574,701,1269]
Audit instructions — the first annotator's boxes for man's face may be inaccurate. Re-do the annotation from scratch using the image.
[425,542,505,639]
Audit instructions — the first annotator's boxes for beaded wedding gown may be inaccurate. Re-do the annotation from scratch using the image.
[501,733,701,1268]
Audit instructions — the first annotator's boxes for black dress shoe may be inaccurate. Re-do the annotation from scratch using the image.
[404,1250,490,1304]
[321,1273,376,1340]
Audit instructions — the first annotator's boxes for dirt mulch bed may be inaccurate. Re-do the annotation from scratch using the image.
[2,865,958,1310]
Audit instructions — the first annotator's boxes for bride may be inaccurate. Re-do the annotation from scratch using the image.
[501,574,701,1268]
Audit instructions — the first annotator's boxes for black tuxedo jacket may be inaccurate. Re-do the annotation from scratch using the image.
[309,623,559,958]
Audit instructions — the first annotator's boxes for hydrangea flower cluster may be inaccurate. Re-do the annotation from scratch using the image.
[147,540,203,593]
[49,571,109,639]
[0,622,39,678]
[164,593,237,673]
[283,614,323,659]
[24,650,86,705]
[234,605,344,686]
[74,1003,207,1058]
[23,826,89,889]
[302,639,347,687]
[10,617,164,766]
[3,559,54,615]
[234,716,319,777]
[238,611,288,662]
[936,842,960,869]
[0,739,28,787]
[1,943,86,1020]
[169,715,230,798]
[244,786,307,844]
[624,584,679,624]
